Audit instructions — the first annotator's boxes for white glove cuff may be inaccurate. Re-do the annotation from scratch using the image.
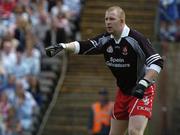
[73,41,80,54]
[61,43,66,48]
[139,79,149,88]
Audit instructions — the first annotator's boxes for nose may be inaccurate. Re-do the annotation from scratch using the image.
[105,18,111,25]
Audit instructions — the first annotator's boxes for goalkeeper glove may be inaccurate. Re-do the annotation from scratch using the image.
[45,43,65,57]
[132,79,150,99]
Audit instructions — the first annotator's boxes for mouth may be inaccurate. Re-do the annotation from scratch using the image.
[106,27,113,32]
[106,25,111,29]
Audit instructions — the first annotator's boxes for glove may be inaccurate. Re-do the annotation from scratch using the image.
[45,43,65,57]
[132,79,150,99]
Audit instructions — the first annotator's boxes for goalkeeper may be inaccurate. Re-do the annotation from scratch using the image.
[46,6,164,135]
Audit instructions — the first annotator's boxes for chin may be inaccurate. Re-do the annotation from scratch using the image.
[107,30,113,34]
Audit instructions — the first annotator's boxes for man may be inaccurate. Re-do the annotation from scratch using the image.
[88,88,114,135]
[45,6,164,135]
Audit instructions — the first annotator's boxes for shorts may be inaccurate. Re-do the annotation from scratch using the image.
[112,84,156,120]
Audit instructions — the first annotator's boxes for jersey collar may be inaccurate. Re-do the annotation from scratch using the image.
[110,24,130,44]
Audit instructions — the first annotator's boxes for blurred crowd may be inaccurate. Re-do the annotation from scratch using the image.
[0,0,84,135]
[158,0,180,42]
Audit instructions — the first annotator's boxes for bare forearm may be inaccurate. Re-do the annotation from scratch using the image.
[144,69,159,82]
[144,63,162,82]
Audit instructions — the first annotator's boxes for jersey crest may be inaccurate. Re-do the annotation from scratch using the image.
[106,46,113,53]
[122,46,128,55]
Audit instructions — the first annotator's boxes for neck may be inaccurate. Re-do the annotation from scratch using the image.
[113,24,125,40]
[113,32,121,41]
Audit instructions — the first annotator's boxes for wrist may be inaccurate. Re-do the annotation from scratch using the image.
[60,43,66,49]
[61,42,79,53]
[139,79,150,88]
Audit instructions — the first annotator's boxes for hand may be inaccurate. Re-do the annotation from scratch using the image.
[45,43,65,57]
[132,79,150,99]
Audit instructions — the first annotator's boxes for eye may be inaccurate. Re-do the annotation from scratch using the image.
[109,17,116,21]
[105,17,116,21]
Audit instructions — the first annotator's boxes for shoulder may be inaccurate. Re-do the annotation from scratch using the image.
[91,32,110,40]
[88,32,111,47]
[128,29,147,41]
[127,29,151,47]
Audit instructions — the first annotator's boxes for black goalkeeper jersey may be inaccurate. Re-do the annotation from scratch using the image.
[77,28,163,94]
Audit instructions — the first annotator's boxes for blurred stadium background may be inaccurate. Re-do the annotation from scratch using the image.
[0,0,180,135]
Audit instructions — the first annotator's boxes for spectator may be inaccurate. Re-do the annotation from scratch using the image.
[4,106,22,135]
[0,23,7,38]
[12,48,28,80]
[0,92,11,120]
[51,0,72,39]
[27,75,43,107]
[14,15,29,51]
[63,0,84,40]
[159,21,176,41]
[0,92,12,135]
[0,64,7,92]
[0,0,16,19]
[43,16,66,47]
[1,38,16,74]
[159,0,178,22]
[3,74,16,104]
[50,0,67,17]
[13,80,37,133]
[46,0,56,13]
[23,33,41,76]
[32,11,50,44]
[88,88,114,135]
[159,0,179,42]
